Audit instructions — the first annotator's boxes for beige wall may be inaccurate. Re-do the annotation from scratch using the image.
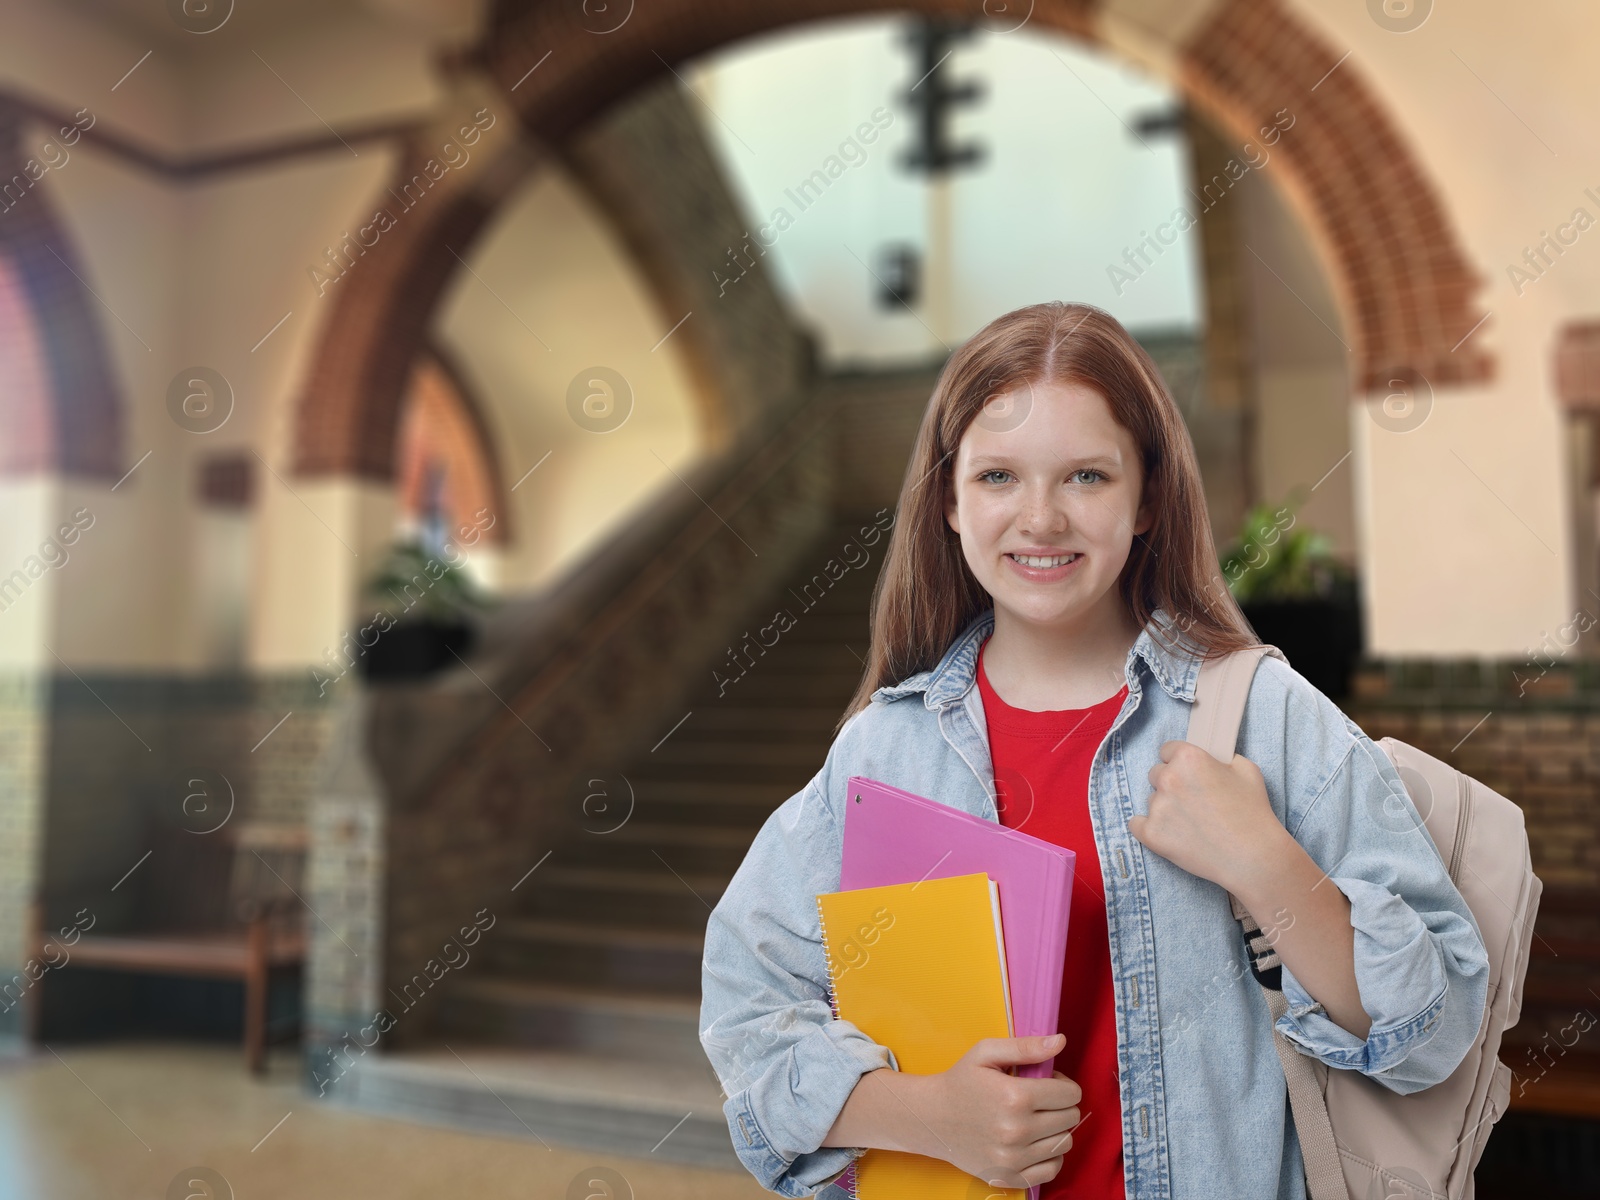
[1283,0,1586,656]
[253,481,398,672]
[1239,158,1356,562]
[0,482,61,670]
[1,2,433,672]
[432,166,704,594]
[2,0,704,671]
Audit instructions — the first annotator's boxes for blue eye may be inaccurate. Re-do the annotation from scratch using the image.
[978,469,1010,484]
[1072,469,1106,485]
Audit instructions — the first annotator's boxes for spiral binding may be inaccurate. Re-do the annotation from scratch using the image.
[816,895,843,1020]
[817,896,859,1198]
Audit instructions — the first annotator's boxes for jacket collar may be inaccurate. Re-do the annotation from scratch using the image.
[873,605,1203,709]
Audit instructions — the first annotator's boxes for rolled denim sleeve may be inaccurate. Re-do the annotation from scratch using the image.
[700,772,896,1196]
[1273,717,1490,1094]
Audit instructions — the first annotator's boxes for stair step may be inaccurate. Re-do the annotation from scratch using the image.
[653,720,833,741]
[436,978,705,1065]
[677,705,847,736]
[603,822,754,847]
[682,686,862,708]
[705,673,859,698]
[655,730,835,753]
[498,916,705,952]
[627,760,813,787]
[646,739,829,771]
[558,823,754,872]
[558,842,743,873]
[756,631,870,654]
[709,654,867,682]
[536,865,732,893]
[448,977,702,1018]
[698,677,861,703]
[333,1047,736,1168]
[392,510,893,1129]
[485,917,704,993]
[623,779,802,827]
[630,774,806,803]
[724,646,866,670]
[634,798,782,830]
[625,778,795,802]
[524,866,727,927]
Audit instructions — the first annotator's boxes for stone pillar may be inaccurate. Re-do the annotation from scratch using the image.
[301,687,387,1097]
[0,673,44,1045]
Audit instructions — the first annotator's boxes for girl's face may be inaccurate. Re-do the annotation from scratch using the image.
[944,378,1152,630]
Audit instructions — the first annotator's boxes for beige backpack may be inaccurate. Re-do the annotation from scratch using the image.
[1187,645,1542,1200]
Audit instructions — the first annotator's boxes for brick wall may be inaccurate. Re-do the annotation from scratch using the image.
[1345,659,1600,887]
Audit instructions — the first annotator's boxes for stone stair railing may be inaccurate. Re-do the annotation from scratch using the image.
[303,387,844,1091]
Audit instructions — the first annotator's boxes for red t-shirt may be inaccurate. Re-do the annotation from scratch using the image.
[976,636,1128,1200]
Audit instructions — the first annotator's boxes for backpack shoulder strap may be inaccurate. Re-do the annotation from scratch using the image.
[1187,643,1287,761]
[1186,644,1350,1200]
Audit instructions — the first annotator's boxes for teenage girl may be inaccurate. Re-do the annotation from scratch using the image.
[699,302,1489,1199]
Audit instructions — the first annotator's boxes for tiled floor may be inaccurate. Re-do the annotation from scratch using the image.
[0,1042,773,1199]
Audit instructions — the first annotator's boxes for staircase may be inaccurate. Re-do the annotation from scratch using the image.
[336,510,884,1166]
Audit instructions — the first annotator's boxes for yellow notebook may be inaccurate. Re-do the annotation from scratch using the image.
[817,871,1024,1200]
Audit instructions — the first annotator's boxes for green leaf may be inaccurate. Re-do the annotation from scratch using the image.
[1217,491,1350,602]
[364,538,491,621]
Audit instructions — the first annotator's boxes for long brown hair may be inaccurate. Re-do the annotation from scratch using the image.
[836,301,1259,737]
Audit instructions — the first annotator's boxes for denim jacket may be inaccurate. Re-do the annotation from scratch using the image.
[699,606,1490,1199]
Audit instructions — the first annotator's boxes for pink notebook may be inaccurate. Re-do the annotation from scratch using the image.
[839,775,1076,1081]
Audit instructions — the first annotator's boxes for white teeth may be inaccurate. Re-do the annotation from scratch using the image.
[1011,553,1080,568]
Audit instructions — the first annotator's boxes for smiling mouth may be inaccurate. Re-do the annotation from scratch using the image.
[1007,553,1082,568]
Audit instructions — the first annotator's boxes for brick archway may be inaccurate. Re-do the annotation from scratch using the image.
[394,343,513,544]
[0,109,125,480]
[293,0,1491,478]
[291,116,537,479]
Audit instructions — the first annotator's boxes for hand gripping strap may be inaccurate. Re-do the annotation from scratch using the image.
[1187,644,1350,1200]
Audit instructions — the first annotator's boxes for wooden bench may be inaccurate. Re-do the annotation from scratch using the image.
[28,821,308,1074]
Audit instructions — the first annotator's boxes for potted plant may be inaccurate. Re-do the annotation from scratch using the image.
[358,538,489,681]
[1218,490,1363,700]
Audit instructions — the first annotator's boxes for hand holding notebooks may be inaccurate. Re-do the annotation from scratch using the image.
[839,775,1076,1081]
[817,872,1023,1200]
